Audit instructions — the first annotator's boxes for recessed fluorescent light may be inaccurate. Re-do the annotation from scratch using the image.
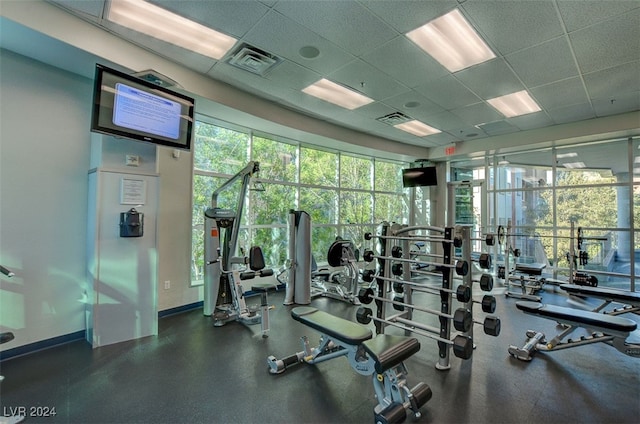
[406,9,496,72]
[394,120,441,137]
[557,152,578,159]
[107,0,237,60]
[302,79,374,110]
[562,162,586,169]
[487,90,541,118]
[634,156,640,164]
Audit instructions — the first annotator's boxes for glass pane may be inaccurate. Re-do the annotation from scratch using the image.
[340,225,369,258]
[300,147,338,187]
[495,164,552,190]
[299,187,337,225]
[375,161,403,192]
[375,193,406,224]
[340,155,372,190]
[340,191,372,224]
[252,136,298,182]
[412,188,429,226]
[251,227,288,268]
[494,189,553,229]
[555,140,625,186]
[555,186,619,227]
[191,175,228,282]
[311,226,341,265]
[249,183,296,226]
[194,122,249,174]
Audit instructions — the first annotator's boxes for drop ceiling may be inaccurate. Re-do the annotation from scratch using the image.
[9,1,640,152]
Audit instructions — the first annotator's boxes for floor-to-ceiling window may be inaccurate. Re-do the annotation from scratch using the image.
[190,118,411,285]
[452,136,638,291]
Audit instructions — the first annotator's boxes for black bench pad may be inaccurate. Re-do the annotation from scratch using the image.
[515,263,546,275]
[251,282,279,292]
[363,335,420,374]
[291,307,372,345]
[516,301,637,333]
[560,284,640,305]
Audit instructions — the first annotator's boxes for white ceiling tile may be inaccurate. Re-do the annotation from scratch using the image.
[242,10,355,75]
[506,36,579,88]
[452,102,504,127]
[51,0,104,18]
[454,58,524,99]
[570,8,640,74]
[380,92,445,118]
[461,0,563,55]
[264,60,322,91]
[556,0,640,32]
[422,110,469,131]
[414,74,482,110]
[530,77,589,111]
[328,59,409,100]
[274,1,397,56]
[422,132,460,146]
[508,111,554,131]
[592,91,640,117]
[583,60,640,100]
[362,36,449,88]
[477,120,520,136]
[548,102,597,124]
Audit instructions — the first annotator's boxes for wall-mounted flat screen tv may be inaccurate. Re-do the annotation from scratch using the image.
[402,166,437,187]
[91,64,194,150]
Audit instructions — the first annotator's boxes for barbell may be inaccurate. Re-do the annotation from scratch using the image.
[357,288,500,336]
[404,267,494,292]
[355,306,474,360]
[399,246,492,270]
[495,225,607,249]
[363,249,469,276]
[364,231,457,245]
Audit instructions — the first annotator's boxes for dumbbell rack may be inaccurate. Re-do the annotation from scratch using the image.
[364,223,499,370]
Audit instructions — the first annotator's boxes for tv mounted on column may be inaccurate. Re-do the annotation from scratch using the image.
[91,64,195,150]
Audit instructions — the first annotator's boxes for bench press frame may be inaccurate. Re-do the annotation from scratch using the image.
[267,307,431,423]
[508,301,640,361]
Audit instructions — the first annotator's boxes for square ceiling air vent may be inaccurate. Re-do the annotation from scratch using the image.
[227,44,282,76]
[376,111,412,126]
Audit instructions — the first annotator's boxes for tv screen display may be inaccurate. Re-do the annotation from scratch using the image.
[402,166,437,187]
[91,64,194,150]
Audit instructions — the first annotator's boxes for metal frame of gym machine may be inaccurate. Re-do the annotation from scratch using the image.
[203,161,272,330]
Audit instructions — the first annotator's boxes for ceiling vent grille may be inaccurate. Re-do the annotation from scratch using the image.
[376,111,412,126]
[227,44,282,76]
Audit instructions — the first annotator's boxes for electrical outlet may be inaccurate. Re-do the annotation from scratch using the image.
[164,280,170,290]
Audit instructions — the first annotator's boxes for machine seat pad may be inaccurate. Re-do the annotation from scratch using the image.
[516,301,637,333]
[515,263,546,275]
[251,282,278,292]
[560,284,640,305]
[291,307,372,345]
[363,335,420,374]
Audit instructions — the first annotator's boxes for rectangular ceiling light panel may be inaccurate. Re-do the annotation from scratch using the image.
[394,120,441,137]
[302,79,374,110]
[107,0,237,60]
[487,90,542,118]
[406,9,495,72]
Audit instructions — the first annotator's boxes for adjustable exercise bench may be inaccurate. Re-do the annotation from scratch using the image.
[560,284,640,317]
[267,307,431,424]
[505,263,547,301]
[508,301,640,361]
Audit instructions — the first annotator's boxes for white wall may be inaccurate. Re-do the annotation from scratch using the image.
[0,49,202,352]
[0,49,91,348]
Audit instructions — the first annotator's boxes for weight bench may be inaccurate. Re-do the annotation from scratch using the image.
[508,301,640,361]
[560,284,640,317]
[505,263,547,301]
[267,307,431,424]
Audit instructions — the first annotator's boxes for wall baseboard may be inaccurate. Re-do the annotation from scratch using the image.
[0,330,85,361]
[158,301,203,318]
[1,301,210,361]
